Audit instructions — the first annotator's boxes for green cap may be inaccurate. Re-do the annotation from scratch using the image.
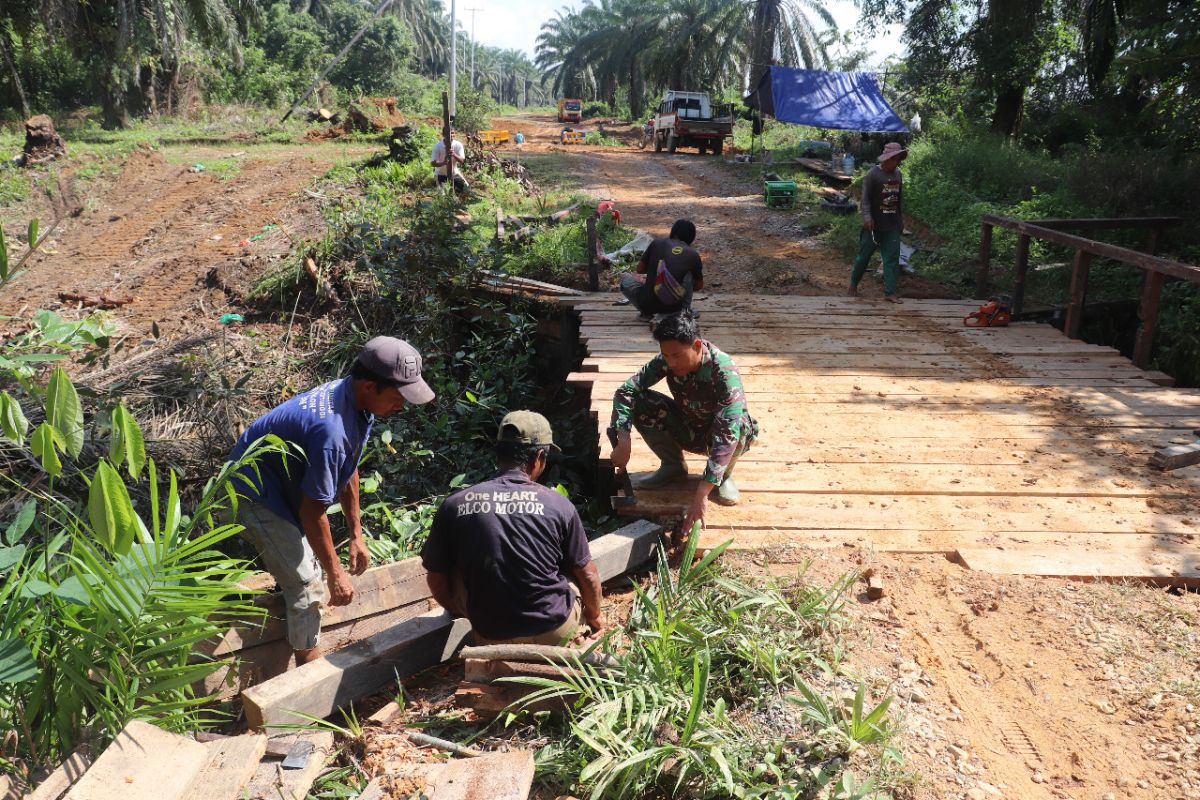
[496,410,560,452]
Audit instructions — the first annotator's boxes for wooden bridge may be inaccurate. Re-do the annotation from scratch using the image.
[565,294,1200,584]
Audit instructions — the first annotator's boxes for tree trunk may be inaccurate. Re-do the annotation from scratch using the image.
[628,59,645,119]
[990,85,1025,138]
[101,84,130,130]
[0,26,30,118]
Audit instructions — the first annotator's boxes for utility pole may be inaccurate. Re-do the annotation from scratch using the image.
[449,0,457,118]
[466,7,482,89]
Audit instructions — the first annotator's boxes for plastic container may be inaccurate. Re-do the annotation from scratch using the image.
[842,154,855,173]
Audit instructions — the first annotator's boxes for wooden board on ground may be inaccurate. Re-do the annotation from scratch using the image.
[183,734,268,800]
[242,731,335,800]
[240,521,664,729]
[956,546,1200,588]
[63,721,209,800]
[26,746,94,800]
[360,750,535,800]
[1151,441,1200,471]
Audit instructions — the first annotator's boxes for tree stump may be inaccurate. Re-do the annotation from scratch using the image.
[23,114,66,165]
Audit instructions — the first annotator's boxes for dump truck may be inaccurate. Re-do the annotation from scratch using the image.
[557,98,583,123]
[650,91,733,155]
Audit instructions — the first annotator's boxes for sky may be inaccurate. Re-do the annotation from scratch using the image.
[456,0,906,71]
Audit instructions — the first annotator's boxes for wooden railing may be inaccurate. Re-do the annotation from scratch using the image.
[976,215,1199,368]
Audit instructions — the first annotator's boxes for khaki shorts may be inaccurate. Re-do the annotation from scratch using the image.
[456,573,583,647]
[234,501,328,651]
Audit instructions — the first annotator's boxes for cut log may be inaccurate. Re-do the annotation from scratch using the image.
[464,658,577,683]
[239,521,658,728]
[27,746,94,800]
[454,681,572,715]
[362,750,535,800]
[1150,441,1200,471]
[63,721,208,800]
[241,609,470,729]
[459,644,618,669]
[183,734,267,800]
[241,731,334,800]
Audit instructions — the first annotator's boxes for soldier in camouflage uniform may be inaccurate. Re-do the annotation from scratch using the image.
[609,312,758,533]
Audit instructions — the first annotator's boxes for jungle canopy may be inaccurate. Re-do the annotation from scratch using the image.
[745,66,908,133]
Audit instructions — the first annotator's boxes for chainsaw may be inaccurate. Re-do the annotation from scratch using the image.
[964,296,1013,327]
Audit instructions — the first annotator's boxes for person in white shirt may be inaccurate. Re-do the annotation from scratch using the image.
[430,130,467,192]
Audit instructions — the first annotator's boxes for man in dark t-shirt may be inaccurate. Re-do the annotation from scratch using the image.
[619,219,704,320]
[421,411,605,644]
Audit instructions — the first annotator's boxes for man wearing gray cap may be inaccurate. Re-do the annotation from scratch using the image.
[227,336,435,665]
[421,411,605,645]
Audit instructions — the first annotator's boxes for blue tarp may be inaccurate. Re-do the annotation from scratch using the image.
[746,66,907,133]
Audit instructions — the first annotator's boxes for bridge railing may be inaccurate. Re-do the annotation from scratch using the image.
[975,215,1199,368]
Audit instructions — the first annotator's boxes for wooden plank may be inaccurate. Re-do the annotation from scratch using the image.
[203,598,435,700]
[1065,249,1092,339]
[696,528,1197,553]
[26,746,94,800]
[183,734,267,800]
[242,731,335,800]
[1133,270,1165,368]
[618,492,1200,535]
[363,750,535,800]
[239,522,664,729]
[205,558,431,656]
[1029,216,1181,231]
[64,721,208,800]
[957,546,1200,588]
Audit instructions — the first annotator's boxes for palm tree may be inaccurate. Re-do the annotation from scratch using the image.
[744,0,835,76]
[39,0,256,127]
[535,7,597,100]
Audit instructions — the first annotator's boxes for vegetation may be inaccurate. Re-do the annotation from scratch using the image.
[535,0,836,119]
[494,535,900,798]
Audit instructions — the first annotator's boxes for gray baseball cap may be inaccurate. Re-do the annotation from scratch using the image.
[496,410,561,452]
[357,336,435,405]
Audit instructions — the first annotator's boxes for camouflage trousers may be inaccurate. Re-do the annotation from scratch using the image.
[632,390,754,464]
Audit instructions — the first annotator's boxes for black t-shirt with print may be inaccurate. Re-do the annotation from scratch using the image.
[421,469,592,640]
[637,237,703,313]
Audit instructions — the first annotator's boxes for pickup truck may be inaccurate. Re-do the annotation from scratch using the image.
[650,91,733,155]
[558,98,583,123]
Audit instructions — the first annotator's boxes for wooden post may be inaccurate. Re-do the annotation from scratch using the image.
[1011,234,1031,314]
[441,91,452,185]
[495,208,505,242]
[586,215,599,292]
[1064,249,1092,339]
[1146,227,1161,256]
[1132,270,1165,369]
[976,222,993,298]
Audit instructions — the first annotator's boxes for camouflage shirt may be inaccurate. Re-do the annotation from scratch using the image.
[610,340,758,484]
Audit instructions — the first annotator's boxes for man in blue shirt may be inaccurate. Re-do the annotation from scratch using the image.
[227,337,435,664]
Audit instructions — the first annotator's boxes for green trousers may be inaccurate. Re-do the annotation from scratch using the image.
[850,227,901,297]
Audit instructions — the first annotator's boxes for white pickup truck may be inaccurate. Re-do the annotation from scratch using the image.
[651,90,734,155]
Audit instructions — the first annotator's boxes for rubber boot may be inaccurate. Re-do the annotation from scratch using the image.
[636,428,688,488]
[709,455,741,506]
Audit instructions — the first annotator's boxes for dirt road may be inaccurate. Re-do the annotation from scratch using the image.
[491,112,953,299]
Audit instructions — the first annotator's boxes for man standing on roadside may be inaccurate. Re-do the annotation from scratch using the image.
[431,127,468,192]
[608,312,757,537]
[619,219,704,321]
[227,337,435,665]
[849,141,907,303]
[421,411,605,645]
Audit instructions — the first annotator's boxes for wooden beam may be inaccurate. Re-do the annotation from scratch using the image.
[239,521,663,729]
[586,215,599,292]
[1132,270,1165,369]
[64,721,209,800]
[241,609,469,729]
[981,214,1200,284]
[1064,249,1092,339]
[1011,234,1030,314]
[1029,217,1181,231]
[1150,441,1200,471]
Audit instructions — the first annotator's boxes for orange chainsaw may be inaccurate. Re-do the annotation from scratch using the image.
[964,296,1013,327]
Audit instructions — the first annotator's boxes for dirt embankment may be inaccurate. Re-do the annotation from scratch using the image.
[2,147,331,340]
